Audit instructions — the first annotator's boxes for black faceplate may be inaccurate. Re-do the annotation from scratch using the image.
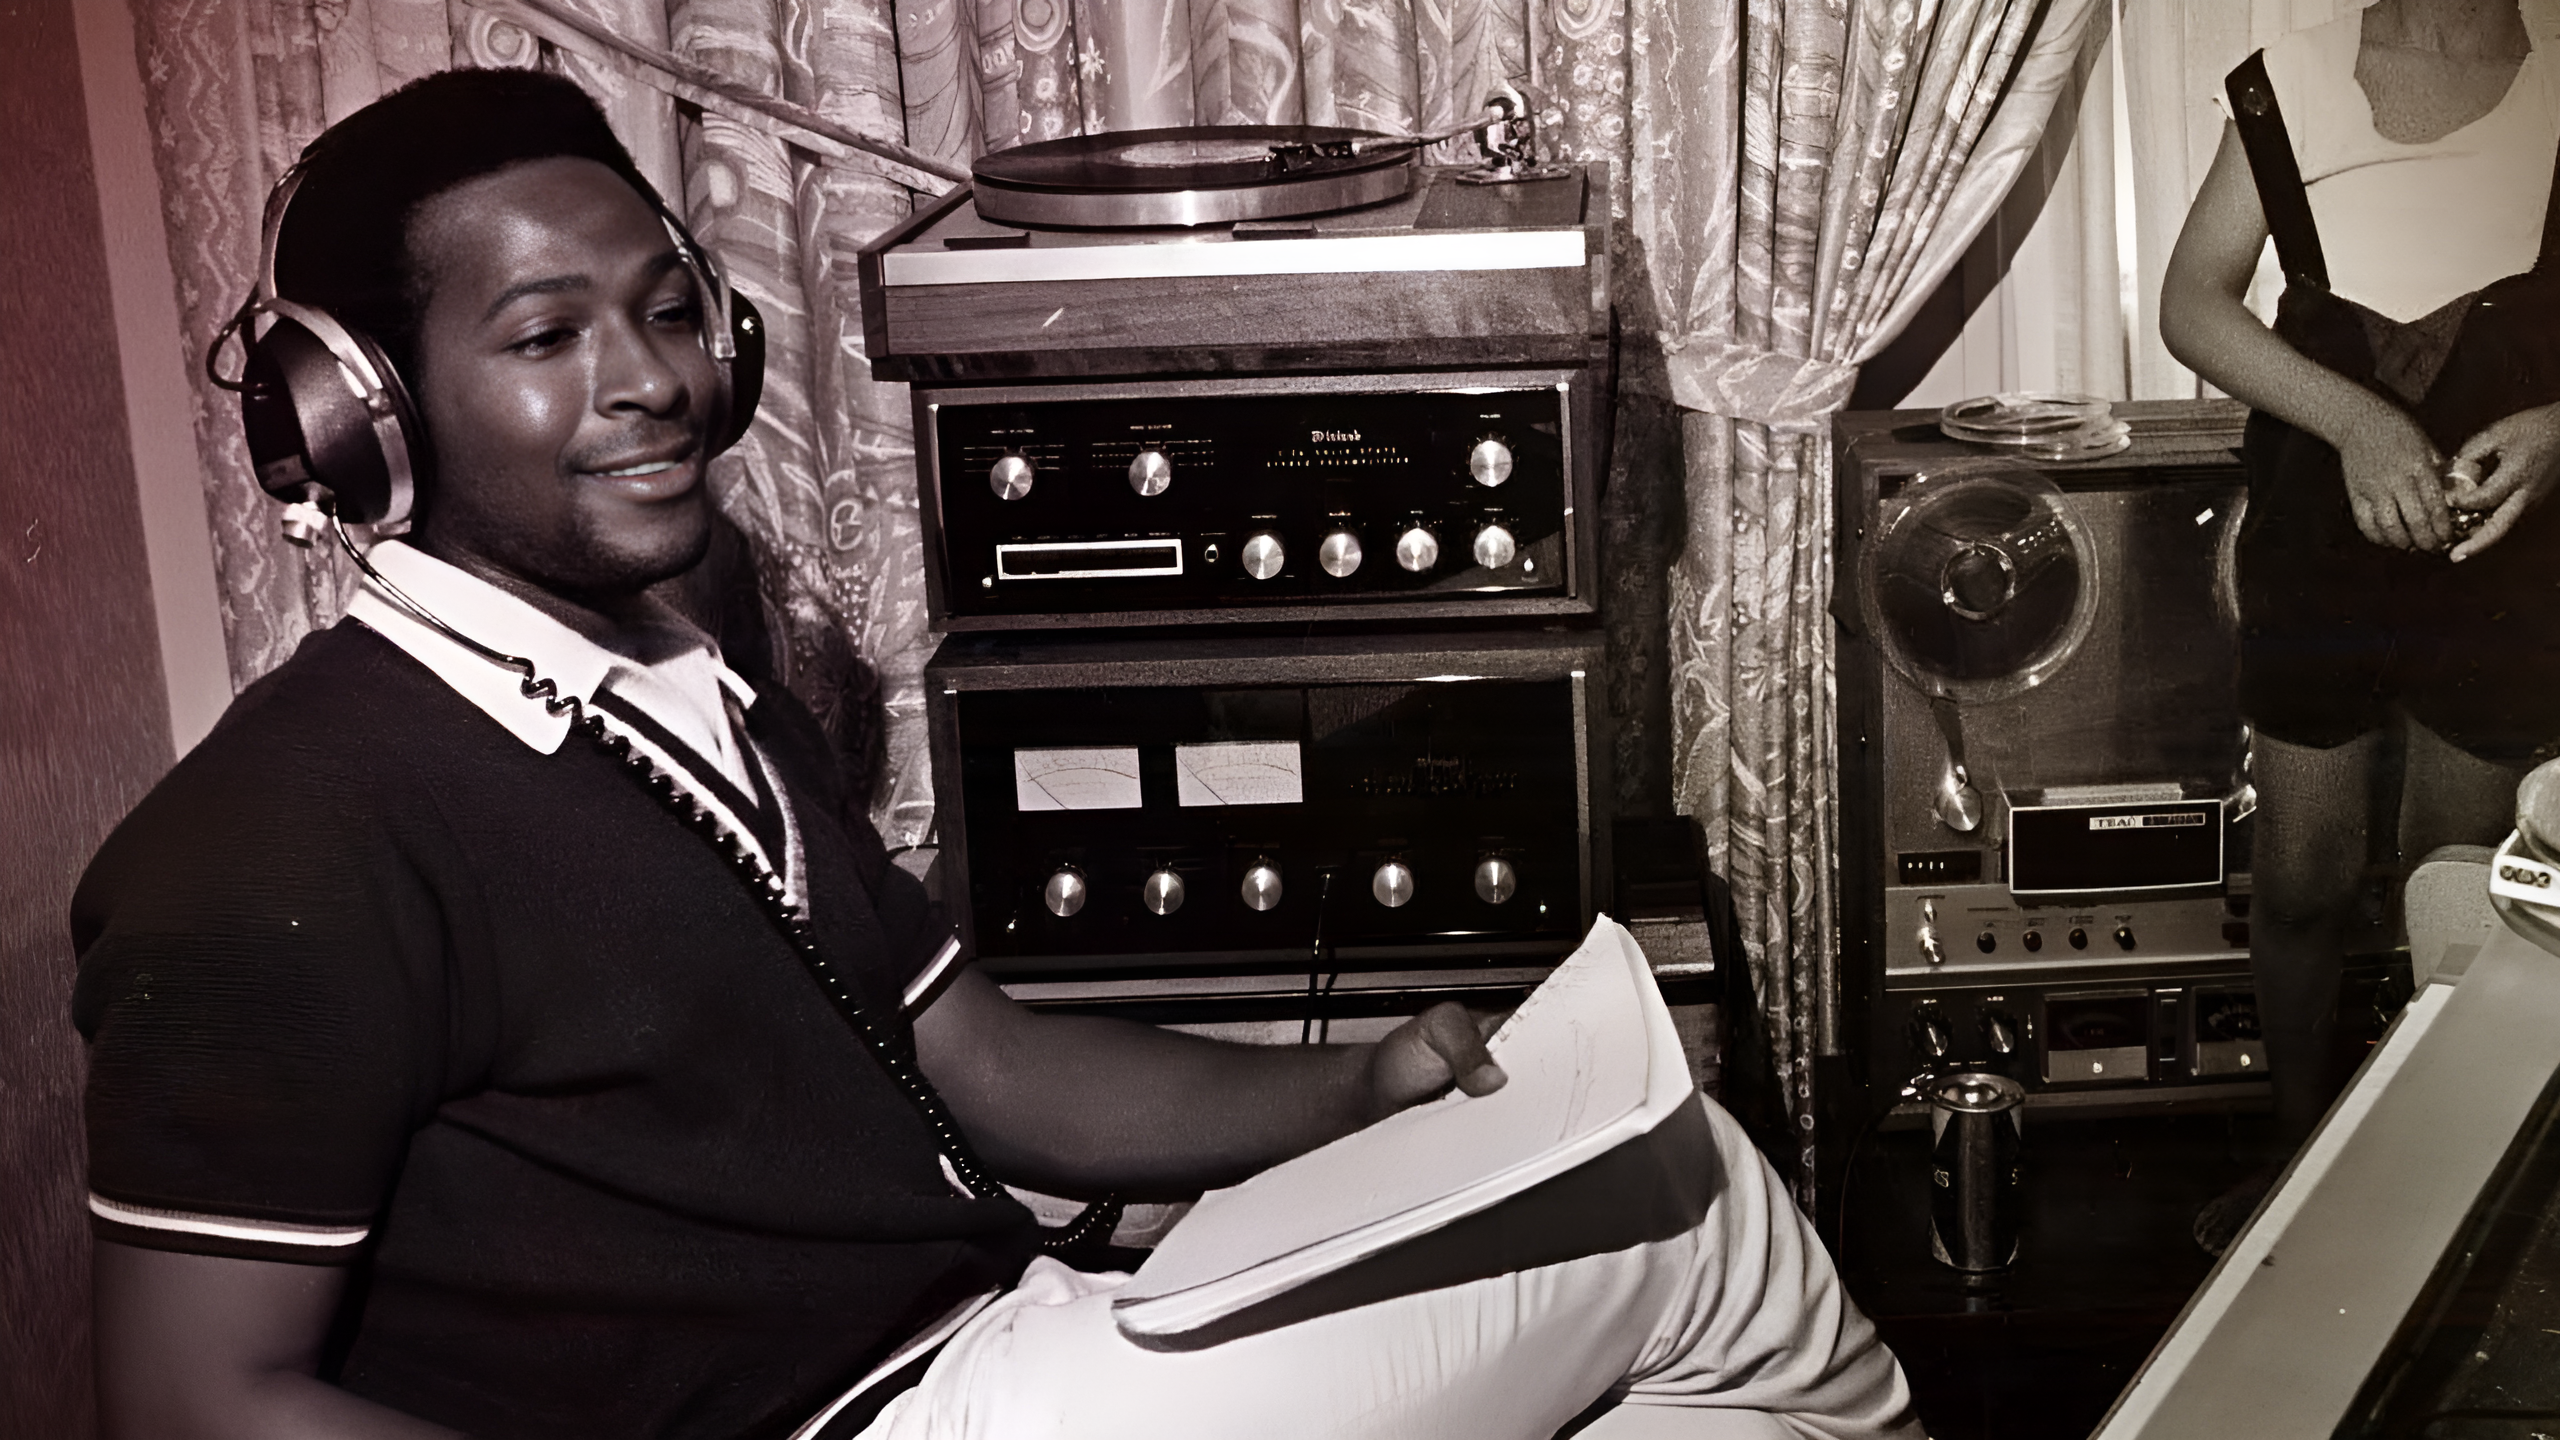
[931,386,1570,618]
[957,677,1585,967]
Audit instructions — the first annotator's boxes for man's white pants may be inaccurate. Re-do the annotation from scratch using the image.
[862,1099,1921,1440]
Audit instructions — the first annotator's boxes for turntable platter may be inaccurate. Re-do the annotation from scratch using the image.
[971,126,1420,229]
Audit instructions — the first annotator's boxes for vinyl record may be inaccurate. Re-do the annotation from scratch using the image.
[971,126,1420,229]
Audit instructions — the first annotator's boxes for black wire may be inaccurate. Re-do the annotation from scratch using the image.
[1834,1073,1933,1279]
[1301,868,1338,1045]
[1832,1109,1888,1279]
[329,520,1125,1242]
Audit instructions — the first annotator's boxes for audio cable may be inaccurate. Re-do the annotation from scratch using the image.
[330,520,1122,1251]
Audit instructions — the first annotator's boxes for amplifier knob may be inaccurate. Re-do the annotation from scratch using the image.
[1473,856,1518,905]
[1241,531,1286,580]
[1041,866,1087,918]
[1142,867,1186,915]
[1129,449,1172,497]
[1469,438,1514,487]
[1982,1009,2019,1056]
[1472,524,1517,570]
[1240,862,1284,911]
[1319,529,1363,578]
[989,453,1036,501]
[1395,526,1440,572]
[1372,859,1416,908]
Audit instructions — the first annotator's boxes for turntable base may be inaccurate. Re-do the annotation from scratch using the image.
[858,165,1608,383]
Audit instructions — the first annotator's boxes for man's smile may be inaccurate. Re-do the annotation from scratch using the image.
[577,443,702,499]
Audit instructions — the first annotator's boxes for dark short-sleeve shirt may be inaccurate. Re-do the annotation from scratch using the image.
[72,620,1035,1439]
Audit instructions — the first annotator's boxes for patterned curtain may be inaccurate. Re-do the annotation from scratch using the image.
[1638,0,2106,1201]
[126,0,2094,1199]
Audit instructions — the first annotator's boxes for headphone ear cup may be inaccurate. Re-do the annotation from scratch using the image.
[237,310,423,527]
[711,288,764,456]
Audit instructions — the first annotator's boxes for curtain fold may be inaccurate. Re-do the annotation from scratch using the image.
[127,0,2100,1189]
[1651,0,2105,1201]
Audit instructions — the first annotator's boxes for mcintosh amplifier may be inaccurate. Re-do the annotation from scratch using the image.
[1834,402,2267,1119]
[926,628,1607,980]
[859,146,1609,630]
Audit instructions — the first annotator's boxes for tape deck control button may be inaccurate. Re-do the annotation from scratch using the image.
[1240,863,1283,911]
[1241,532,1286,581]
[1372,860,1416,908]
[1473,525,1517,570]
[1142,867,1186,915]
[990,454,1035,501]
[1320,530,1364,578]
[1042,867,1087,918]
[1395,527,1440,572]
[1469,439,1515,487]
[1128,449,1172,496]
[1474,857,1518,905]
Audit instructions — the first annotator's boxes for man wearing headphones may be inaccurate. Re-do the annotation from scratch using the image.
[72,70,1913,1440]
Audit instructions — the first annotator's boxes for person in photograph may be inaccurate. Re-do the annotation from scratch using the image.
[2161,0,2560,1251]
[72,68,1918,1440]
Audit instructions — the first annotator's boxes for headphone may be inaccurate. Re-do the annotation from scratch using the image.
[213,159,766,543]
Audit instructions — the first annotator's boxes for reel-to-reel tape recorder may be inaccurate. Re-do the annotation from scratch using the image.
[1835,403,2268,1122]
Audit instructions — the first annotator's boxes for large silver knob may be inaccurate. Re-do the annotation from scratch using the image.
[1469,438,1514,487]
[1128,449,1172,496]
[1142,867,1186,915]
[1042,866,1087,918]
[1319,529,1363,578]
[1240,531,1286,581]
[989,453,1035,501]
[1395,526,1439,572]
[1473,856,1518,905]
[1472,524,1517,570]
[1372,859,1416,908]
[1240,862,1284,911]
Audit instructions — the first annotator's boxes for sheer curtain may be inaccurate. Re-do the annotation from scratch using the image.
[129,0,2097,1191]
[2110,0,2355,396]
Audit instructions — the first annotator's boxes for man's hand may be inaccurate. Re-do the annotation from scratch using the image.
[1365,1002,1507,1120]
[2446,402,2560,561]
[2337,406,2450,552]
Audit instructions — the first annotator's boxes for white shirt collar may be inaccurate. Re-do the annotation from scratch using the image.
[345,539,756,756]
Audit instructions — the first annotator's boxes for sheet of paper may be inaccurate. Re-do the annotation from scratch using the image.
[1175,742,1305,807]
[1112,915,1693,1336]
[1013,748,1144,811]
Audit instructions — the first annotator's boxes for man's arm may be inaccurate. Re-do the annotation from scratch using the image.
[94,1242,461,1440]
[912,967,1505,1198]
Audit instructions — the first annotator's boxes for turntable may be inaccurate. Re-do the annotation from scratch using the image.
[857,125,1605,383]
